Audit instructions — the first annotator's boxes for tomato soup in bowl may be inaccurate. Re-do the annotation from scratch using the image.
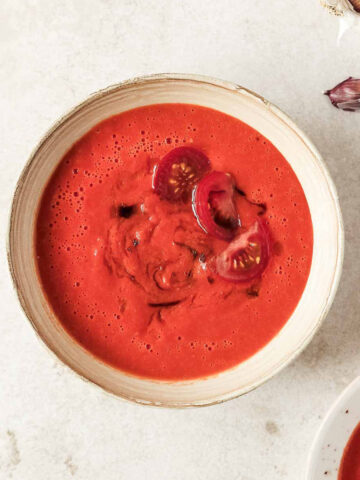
[339,422,360,480]
[307,377,360,479]
[8,74,343,406]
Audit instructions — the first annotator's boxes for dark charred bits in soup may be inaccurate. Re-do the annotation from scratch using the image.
[235,186,267,216]
[174,240,198,259]
[199,253,206,263]
[235,187,246,197]
[246,283,261,297]
[118,204,136,218]
[148,300,183,308]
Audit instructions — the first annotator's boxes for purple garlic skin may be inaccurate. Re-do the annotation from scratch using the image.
[325,77,360,112]
[349,0,360,13]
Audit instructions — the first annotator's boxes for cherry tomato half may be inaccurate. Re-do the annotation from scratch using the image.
[153,147,210,202]
[192,171,240,241]
[215,218,271,282]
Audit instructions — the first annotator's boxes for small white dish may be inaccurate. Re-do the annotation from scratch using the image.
[306,377,360,479]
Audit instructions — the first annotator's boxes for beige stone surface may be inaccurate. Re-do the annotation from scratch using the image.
[0,1,359,479]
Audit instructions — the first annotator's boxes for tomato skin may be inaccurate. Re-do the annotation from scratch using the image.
[215,218,271,283]
[192,171,240,241]
[153,147,210,202]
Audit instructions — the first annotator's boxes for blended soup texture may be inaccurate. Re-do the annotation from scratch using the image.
[339,422,360,480]
[35,103,313,380]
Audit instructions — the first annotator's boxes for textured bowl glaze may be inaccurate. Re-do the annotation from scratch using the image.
[306,377,360,479]
[8,74,344,407]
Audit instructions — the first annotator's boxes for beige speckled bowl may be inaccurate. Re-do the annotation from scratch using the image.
[8,74,343,407]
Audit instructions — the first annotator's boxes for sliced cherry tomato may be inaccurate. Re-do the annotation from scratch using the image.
[153,147,210,202]
[215,219,271,282]
[192,171,239,241]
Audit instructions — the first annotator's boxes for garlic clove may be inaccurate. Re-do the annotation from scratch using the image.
[320,0,360,41]
[349,0,360,12]
[325,77,360,111]
[320,0,360,15]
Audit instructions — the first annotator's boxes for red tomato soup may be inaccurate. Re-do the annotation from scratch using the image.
[339,422,360,480]
[35,104,313,380]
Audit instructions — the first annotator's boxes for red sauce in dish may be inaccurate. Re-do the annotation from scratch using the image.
[35,103,313,380]
[339,422,360,480]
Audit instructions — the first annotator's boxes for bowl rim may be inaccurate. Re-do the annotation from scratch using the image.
[305,376,360,479]
[7,73,344,407]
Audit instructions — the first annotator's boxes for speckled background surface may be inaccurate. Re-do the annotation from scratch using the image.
[0,1,360,479]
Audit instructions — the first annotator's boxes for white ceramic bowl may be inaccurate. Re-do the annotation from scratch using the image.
[7,74,344,407]
[306,377,360,479]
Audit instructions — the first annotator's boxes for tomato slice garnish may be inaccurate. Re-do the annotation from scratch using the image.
[192,171,240,241]
[153,147,210,202]
[215,219,271,282]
